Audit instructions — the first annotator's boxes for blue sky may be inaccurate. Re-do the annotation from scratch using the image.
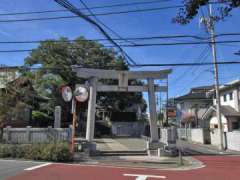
[0,0,240,100]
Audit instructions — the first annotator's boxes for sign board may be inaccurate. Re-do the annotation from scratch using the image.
[61,86,73,102]
[167,108,177,118]
[74,86,89,102]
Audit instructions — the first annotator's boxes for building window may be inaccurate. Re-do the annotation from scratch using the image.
[214,124,218,129]
[223,94,227,102]
[229,92,233,100]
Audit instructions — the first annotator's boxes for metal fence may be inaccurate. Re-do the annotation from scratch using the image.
[3,126,72,144]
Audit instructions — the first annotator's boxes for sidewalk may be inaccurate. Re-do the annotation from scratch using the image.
[74,152,204,170]
[177,140,240,155]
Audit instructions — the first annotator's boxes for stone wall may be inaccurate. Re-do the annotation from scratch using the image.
[3,126,71,144]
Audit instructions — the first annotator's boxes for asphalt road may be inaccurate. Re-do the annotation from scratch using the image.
[3,156,240,180]
[0,160,43,180]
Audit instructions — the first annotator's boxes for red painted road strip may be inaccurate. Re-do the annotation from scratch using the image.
[7,156,240,180]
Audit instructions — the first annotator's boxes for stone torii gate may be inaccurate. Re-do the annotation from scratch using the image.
[73,67,172,151]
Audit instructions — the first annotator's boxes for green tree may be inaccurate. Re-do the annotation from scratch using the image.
[24,37,146,125]
[174,0,240,24]
[0,77,39,140]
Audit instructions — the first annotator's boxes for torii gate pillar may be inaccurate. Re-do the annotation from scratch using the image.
[86,77,97,143]
[148,78,159,142]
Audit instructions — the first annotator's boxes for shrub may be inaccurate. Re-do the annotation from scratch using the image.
[0,142,73,162]
[42,142,73,162]
[24,144,45,160]
[0,144,11,158]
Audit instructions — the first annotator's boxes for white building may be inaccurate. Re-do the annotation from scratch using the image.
[175,86,213,128]
[202,80,240,150]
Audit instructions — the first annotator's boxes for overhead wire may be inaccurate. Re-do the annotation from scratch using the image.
[0,5,185,23]
[54,0,136,65]
[0,39,240,53]
[77,0,137,65]
[0,0,172,16]
[1,60,240,70]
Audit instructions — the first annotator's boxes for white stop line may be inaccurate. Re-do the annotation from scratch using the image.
[124,174,166,180]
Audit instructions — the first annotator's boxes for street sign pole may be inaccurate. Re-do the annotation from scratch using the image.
[71,98,77,153]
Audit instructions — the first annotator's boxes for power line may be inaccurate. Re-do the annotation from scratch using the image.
[2,61,240,71]
[0,0,171,16]
[129,61,240,67]
[171,45,210,84]
[0,5,184,23]
[0,39,239,52]
[78,0,137,64]
[0,33,239,44]
[54,0,136,65]
[0,1,231,23]
[0,60,240,70]
[119,40,240,47]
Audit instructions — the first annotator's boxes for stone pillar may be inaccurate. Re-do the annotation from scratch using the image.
[26,126,31,143]
[5,126,11,143]
[24,108,31,124]
[147,78,159,142]
[54,106,61,128]
[86,77,97,143]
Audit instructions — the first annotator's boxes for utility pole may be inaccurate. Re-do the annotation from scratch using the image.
[166,76,169,126]
[202,4,224,150]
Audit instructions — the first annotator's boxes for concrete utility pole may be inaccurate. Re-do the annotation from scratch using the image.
[206,4,224,150]
[166,76,169,126]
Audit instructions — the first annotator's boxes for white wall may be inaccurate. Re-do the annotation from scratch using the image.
[191,128,204,144]
[209,115,228,132]
[227,131,240,151]
[220,88,239,111]
[210,129,227,147]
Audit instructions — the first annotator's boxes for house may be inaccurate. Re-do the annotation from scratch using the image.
[202,80,240,150]
[175,86,214,128]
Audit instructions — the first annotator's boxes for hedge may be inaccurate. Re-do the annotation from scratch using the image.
[0,142,73,162]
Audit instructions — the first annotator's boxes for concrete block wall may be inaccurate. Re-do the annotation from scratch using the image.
[227,131,240,151]
[160,127,177,145]
[210,129,227,148]
[178,128,204,144]
[191,129,204,144]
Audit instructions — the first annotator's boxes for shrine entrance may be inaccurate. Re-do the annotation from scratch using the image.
[72,67,172,152]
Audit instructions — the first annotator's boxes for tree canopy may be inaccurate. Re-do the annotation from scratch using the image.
[174,0,240,24]
[23,37,146,126]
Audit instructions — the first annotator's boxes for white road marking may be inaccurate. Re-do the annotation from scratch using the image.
[124,174,166,180]
[24,163,52,171]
